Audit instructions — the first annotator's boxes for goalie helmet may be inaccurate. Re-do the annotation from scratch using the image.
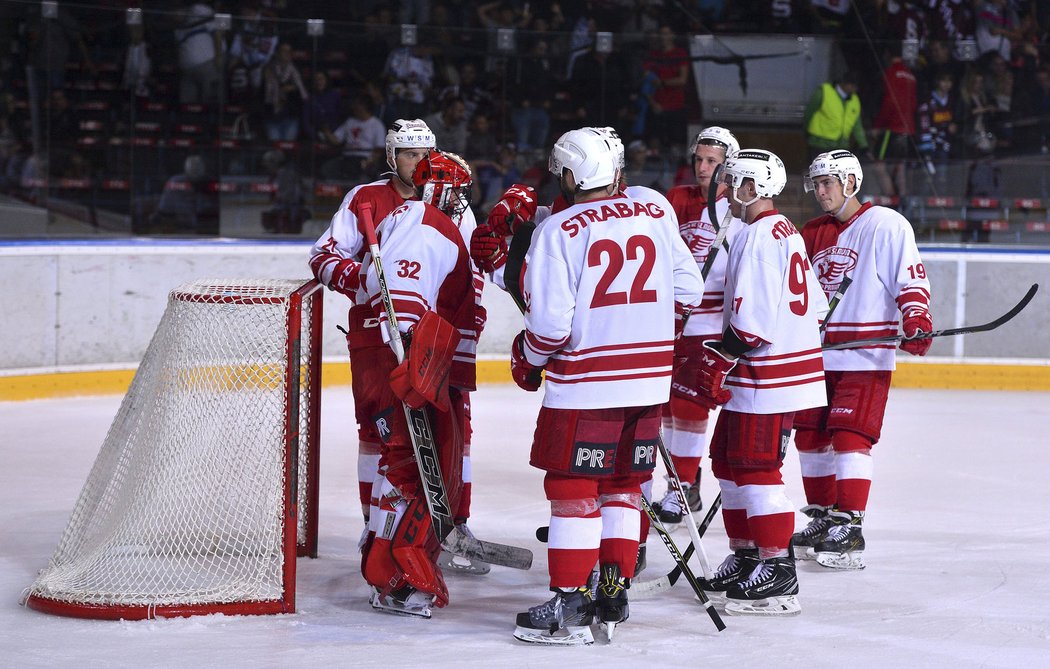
[549,128,619,192]
[690,126,739,160]
[386,118,436,171]
[804,150,863,197]
[722,149,787,201]
[412,151,473,220]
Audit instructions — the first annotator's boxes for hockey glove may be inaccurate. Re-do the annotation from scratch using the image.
[469,223,508,273]
[331,258,364,297]
[487,184,538,237]
[696,341,737,406]
[475,304,488,336]
[673,302,692,372]
[900,309,933,356]
[511,331,543,392]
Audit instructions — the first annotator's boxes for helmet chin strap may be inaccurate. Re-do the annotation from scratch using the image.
[832,178,858,217]
[731,185,760,210]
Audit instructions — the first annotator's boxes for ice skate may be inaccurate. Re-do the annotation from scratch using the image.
[790,504,832,560]
[369,585,435,619]
[701,548,760,603]
[513,586,595,646]
[724,556,801,617]
[634,542,647,576]
[436,524,491,575]
[594,564,630,641]
[814,510,866,570]
[651,479,693,527]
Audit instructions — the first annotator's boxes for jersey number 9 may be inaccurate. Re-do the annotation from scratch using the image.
[788,252,810,316]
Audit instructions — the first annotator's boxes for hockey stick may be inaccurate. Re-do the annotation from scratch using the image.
[642,497,726,632]
[699,164,733,281]
[655,437,715,580]
[633,495,722,598]
[822,283,1039,351]
[821,275,853,334]
[359,202,533,570]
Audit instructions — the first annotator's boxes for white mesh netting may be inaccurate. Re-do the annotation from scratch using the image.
[25,279,320,617]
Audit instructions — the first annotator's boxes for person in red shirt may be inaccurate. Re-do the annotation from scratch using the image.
[872,49,918,197]
[640,25,690,148]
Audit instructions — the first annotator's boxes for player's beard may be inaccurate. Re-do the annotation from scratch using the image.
[559,181,576,206]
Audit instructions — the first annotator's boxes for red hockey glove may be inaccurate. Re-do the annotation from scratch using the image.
[487,184,538,237]
[900,310,933,356]
[696,341,737,406]
[469,223,508,273]
[331,258,363,297]
[511,331,543,392]
[673,302,692,372]
[475,304,488,336]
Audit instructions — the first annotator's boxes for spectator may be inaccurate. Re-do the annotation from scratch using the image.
[302,71,343,142]
[959,69,998,156]
[872,48,918,197]
[173,1,225,106]
[320,95,386,181]
[23,4,95,104]
[510,40,555,153]
[917,69,958,189]
[226,3,278,109]
[981,52,1014,118]
[424,96,468,155]
[149,155,220,235]
[975,0,1020,62]
[964,150,1001,243]
[437,60,495,124]
[803,70,870,161]
[639,25,691,148]
[263,43,308,141]
[570,47,632,131]
[122,22,152,99]
[260,149,309,234]
[382,45,435,124]
[622,139,673,191]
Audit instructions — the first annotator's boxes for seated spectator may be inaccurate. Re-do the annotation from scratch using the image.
[302,71,342,142]
[623,139,673,191]
[424,96,468,156]
[260,149,309,234]
[320,94,385,181]
[149,155,220,235]
[263,43,308,141]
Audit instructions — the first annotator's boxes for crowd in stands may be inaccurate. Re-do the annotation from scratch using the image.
[0,0,1049,233]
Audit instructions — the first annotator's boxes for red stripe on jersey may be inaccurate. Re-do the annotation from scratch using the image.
[525,330,568,355]
[827,320,899,328]
[726,375,824,390]
[546,369,672,385]
[730,323,768,348]
[732,356,823,381]
[547,350,673,376]
[553,339,674,358]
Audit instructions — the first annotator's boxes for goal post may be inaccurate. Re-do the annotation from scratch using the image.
[24,279,323,620]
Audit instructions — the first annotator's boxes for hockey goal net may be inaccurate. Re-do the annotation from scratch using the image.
[24,279,323,620]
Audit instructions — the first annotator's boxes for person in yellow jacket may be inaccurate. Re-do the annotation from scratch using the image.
[804,71,871,161]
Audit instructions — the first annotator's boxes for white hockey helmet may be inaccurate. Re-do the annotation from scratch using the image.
[690,126,740,160]
[385,118,436,171]
[585,126,625,170]
[549,128,619,192]
[804,149,863,197]
[722,149,787,204]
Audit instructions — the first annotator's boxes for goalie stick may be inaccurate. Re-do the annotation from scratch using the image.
[822,283,1039,351]
[642,497,726,632]
[358,201,533,571]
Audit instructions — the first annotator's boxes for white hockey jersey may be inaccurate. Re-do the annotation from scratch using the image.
[801,202,932,371]
[666,184,747,338]
[362,200,478,390]
[308,179,406,305]
[722,209,829,414]
[522,187,705,410]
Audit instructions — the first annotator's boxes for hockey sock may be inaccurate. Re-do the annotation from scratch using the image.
[598,492,642,579]
[455,453,472,523]
[796,431,835,507]
[358,441,382,521]
[639,478,652,542]
[833,432,873,512]
[716,476,752,547]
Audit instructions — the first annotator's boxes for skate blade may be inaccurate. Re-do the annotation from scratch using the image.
[437,550,492,575]
[724,595,801,616]
[792,546,817,561]
[815,551,865,570]
[369,593,433,619]
[513,625,594,646]
[601,621,617,642]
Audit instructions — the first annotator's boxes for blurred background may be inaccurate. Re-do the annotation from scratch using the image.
[2,0,1049,245]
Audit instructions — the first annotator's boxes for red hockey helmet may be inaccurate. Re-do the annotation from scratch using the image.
[412,151,473,220]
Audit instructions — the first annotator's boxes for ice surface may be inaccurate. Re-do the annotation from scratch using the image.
[3,385,1050,668]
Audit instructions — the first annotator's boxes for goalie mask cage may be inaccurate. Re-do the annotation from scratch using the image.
[24,279,323,620]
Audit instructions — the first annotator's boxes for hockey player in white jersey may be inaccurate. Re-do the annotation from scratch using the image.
[308,119,435,540]
[510,128,705,644]
[651,126,745,525]
[695,149,828,616]
[359,150,479,618]
[792,150,933,570]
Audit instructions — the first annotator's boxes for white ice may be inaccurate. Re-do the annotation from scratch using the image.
[3,385,1050,668]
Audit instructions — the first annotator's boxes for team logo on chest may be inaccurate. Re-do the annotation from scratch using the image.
[682,218,716,263]
[811,246,858,294]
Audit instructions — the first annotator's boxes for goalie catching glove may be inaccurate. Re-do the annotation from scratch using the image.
[389,311,461,412]
[696,341,737,406]
[487,184,538,237]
